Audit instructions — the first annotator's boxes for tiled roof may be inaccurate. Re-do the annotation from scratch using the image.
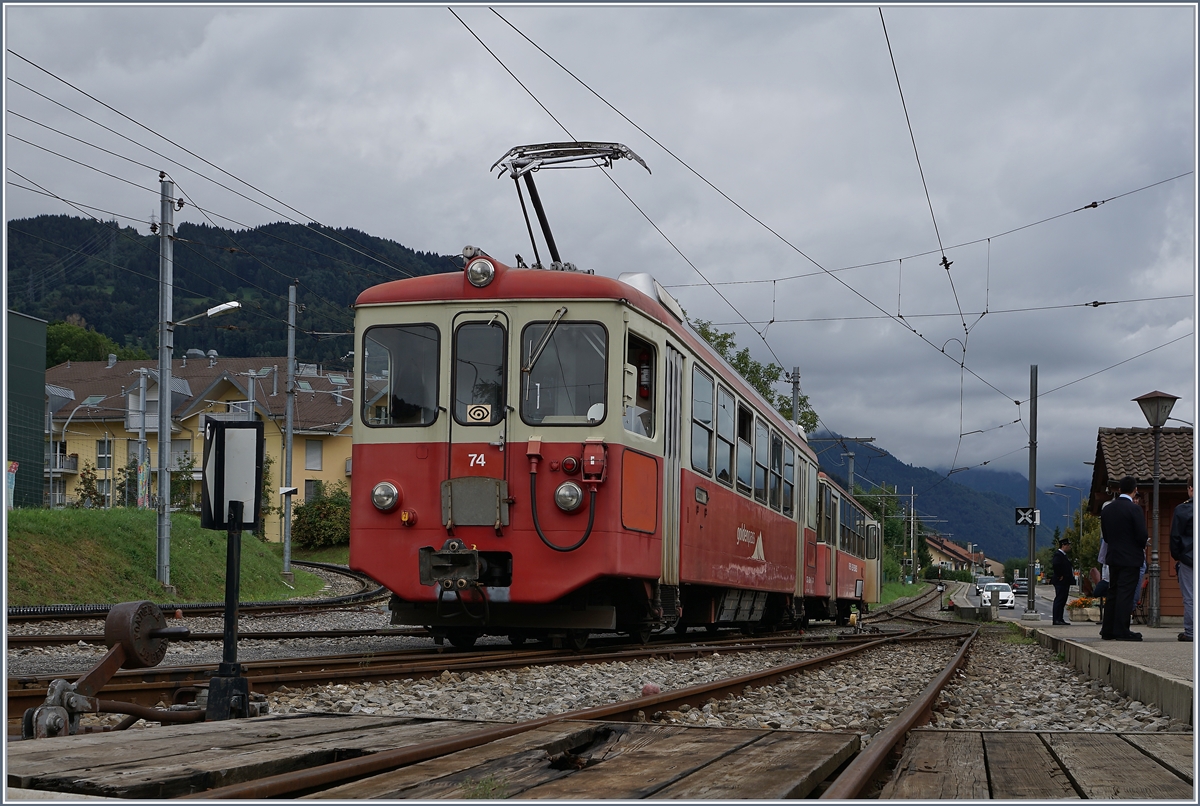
[926,534,972,563]
[1092,427,1193,488]
[45,357,355,434]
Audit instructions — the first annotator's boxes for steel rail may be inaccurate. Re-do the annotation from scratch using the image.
[819,624,980,799]
[5,562,385,621]
[6,627,426,648]
[8,630,938,717]
[183,630,963,799]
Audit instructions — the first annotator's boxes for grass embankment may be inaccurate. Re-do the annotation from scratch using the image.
[879,580,931,606]
[6,509,328,606]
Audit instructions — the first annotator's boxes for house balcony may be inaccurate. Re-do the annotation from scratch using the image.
[44,453,79,474]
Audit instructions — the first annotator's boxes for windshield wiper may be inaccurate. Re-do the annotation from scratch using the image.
[523,307,567,373]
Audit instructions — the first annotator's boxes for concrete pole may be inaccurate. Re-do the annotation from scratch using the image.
[156,176,175,592]
[283,282,297,580]
[1025,365,1039,618]
[790,366,800,429]
[138,369,148,507]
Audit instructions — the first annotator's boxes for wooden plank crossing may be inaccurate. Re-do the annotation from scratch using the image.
[881,729,1194,800]
[5,714,860,800]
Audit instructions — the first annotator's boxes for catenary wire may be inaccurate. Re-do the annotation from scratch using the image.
[6,56,418,278]
[451,8,784,365]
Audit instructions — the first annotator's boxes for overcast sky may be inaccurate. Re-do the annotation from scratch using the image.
[4,4,1196,492]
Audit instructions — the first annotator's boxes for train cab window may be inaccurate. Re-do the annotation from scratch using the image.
[782,443,796,518]
[736,405,754,495]
[362,324,439,427]
[690,367,714,475]
[715,386,735,486]
[454,321,506,426]
[769,433,783,511]
[622,334,655,437]
[753,419,769,503]
[521,322,607,426]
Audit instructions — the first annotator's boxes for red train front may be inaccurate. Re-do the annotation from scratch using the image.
[350,141,879,648]
[351,252,879,648]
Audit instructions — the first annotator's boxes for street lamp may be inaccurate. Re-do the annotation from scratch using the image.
[1046,490,1071,538]
[48,394,104,508]
[1134,390,1179,628]
[1054,483,1085,544]
[157,299,242,589]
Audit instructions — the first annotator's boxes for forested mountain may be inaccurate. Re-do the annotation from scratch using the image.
[810,435,1056,562]
[7,215,456,369]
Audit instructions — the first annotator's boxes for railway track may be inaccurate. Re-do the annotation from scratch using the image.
[9,627,962,718]
[176,625,979,798]
[4,561,386,623]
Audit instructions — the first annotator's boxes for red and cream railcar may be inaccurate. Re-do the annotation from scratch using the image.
[801,473,882,625]
[350,253,877,648]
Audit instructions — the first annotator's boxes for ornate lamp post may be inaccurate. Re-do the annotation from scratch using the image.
[1134,390,1179,628]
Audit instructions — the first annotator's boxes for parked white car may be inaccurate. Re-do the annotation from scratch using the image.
[982,582,1015,609]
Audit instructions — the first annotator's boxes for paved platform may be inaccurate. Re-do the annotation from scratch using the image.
[950,581,1195,724]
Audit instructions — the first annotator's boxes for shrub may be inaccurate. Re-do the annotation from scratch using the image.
[292,481,350,549]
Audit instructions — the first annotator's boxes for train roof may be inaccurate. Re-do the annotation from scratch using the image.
[355,255,816,460]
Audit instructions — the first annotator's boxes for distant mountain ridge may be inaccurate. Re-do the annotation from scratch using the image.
[810,434,1058,561]
[7,214,457,369]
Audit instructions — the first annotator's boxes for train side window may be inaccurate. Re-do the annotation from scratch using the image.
[867,523,879,559]
[736,404,754,495]
[818,484,833,543]
[453,321,506,425]
[769,433,783,511]
[782,443,795,518]
[623,334,655,437]
[690,367,714,476]
[361,324,439,427]
[715,386,735,486]
[753,419,769,503]
[521,321,607,425]
[806,461,819,530]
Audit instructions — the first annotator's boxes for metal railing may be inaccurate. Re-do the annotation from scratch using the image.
[43,454,79,473]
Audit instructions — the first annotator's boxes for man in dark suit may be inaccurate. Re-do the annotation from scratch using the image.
[1099,476,1149,641]
[1051,537,1073,625]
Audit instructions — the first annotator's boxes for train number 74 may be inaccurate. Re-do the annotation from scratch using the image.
[468,453,487,467]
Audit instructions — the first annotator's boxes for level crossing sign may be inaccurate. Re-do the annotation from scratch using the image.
[1015,507,1040,526]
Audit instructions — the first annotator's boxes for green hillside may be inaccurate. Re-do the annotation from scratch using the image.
[7,215,457,368]
[6,509,326,606]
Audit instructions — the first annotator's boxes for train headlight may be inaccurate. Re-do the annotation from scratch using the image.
[371,481,400,511]
[554,481,584,512]
[466,258,496,288]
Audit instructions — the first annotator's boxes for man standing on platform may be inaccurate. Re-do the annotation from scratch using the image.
[1051,537,1073,625]
[1099,476,1148,641]
[1169,475,1193,643]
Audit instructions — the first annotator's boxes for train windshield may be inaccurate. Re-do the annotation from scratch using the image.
[521,321,607,425]
[361,324,439,426]
[453,321,506,425]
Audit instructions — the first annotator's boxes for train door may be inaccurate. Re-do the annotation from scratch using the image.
[660,343,683,587]
[827,488,840,615]
[864,521,881,604]
[445,310,510,528]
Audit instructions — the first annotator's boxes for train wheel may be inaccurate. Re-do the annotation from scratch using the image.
[705,624,720,635]
[674,624,689,636]
[627,627,652,645]
[447,629,480,650]
[567,630,589,651]
[507,632,527,647]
